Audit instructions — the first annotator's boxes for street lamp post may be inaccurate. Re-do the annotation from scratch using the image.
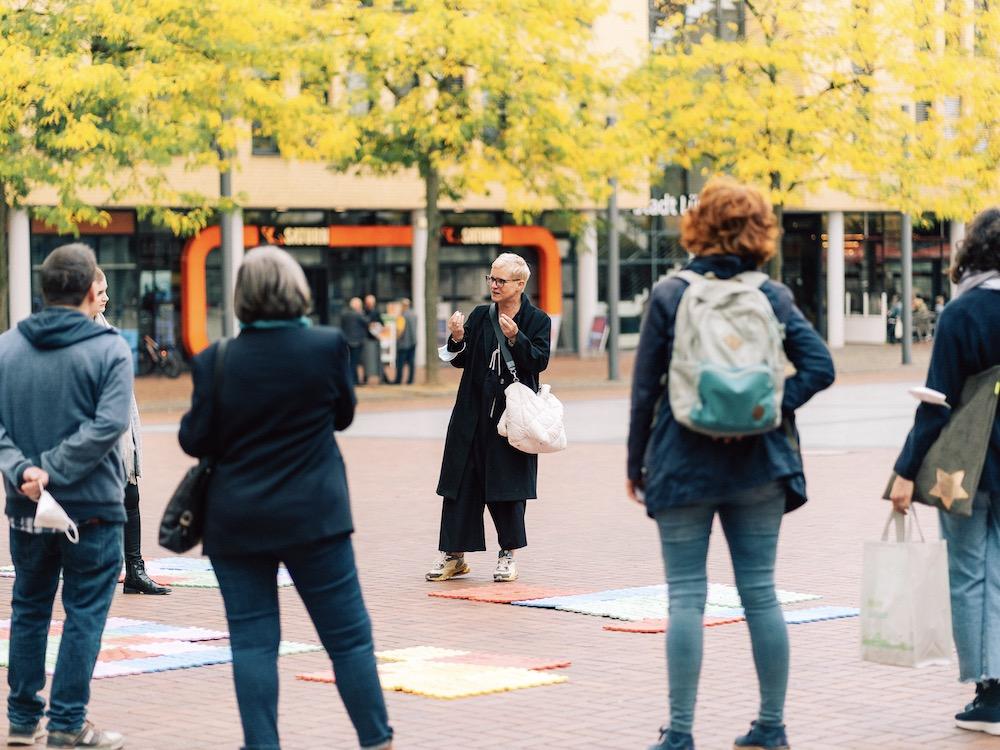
[901,213,913,365]
[607,176,620,381]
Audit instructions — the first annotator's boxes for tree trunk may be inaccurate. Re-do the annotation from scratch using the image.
[423,165,441,385]
[770,202,784,282]
[0,196,9,332]
[768,171,784,281]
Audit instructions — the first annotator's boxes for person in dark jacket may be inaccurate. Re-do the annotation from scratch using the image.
[890,208,1000,735]
[0,244,132,749]
[342,297,369,385]
[178,246,392,750]
[427,253,551,584]
[393,298,418,385]
[627,178,835,750]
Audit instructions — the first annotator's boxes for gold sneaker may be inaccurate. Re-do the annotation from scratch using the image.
[425,553,470,582]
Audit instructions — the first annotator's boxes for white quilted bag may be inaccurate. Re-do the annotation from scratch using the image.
[497,382,567,454]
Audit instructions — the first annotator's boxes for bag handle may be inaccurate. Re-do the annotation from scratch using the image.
[208,337,230,460]
[489,303,519,383]
[880,507,926,543]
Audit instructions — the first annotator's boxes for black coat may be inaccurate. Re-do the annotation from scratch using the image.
[436,295,551,502]
[178,326,356,556]
[341,311,368,347]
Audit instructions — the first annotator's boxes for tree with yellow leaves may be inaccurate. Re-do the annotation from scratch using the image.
[343,0,615,383]
[626,0,915,278]
[0,0,352,329]
[851,0,1000,221]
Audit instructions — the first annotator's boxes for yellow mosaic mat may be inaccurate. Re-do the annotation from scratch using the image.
[297,645,570,699]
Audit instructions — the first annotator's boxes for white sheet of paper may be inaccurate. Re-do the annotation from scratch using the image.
[908,386,950,408]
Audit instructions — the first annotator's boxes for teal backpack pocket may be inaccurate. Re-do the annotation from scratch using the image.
[690,364,776,436]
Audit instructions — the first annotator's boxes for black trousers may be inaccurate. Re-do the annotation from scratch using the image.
[123,482,142,563]
[438,498,526,553]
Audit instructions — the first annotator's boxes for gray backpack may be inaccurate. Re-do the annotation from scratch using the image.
[668,270,786,437]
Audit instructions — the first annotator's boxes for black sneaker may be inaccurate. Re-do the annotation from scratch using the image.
[733,721,789,750]
[7,721,46,746]
[956,681,1000,735]
[649,726,694,750]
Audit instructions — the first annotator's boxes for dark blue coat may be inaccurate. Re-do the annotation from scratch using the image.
[895,286,1000,491]
[179,326,356,556]
[627,255,836,516]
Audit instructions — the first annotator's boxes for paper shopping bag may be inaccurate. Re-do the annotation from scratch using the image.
[861,509,953,668]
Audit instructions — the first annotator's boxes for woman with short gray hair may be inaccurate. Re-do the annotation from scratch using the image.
[428,252,551,583]
[179,246,393,750]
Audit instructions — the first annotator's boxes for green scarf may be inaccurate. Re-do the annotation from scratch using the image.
[240,316,312,331]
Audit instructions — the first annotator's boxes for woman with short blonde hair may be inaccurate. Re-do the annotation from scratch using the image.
[427,251,551,583]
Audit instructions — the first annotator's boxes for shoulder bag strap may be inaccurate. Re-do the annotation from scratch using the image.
[210,338,230,459]
[489,303,519,382]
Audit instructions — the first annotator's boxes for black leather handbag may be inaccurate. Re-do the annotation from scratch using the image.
[159,337,229,553]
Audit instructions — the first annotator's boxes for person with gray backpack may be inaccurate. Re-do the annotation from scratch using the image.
[626,177,835,750]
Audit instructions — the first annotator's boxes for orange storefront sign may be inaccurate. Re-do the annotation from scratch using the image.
[180,224,563,356]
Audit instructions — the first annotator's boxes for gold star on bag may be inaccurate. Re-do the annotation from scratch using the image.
[928,469,970,510]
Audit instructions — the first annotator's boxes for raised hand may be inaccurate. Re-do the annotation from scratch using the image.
[448,311,466,342]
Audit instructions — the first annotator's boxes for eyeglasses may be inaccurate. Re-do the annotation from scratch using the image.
[485,275,522,288]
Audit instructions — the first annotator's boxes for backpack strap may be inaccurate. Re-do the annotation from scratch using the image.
[734,270,770,288]
[675,270,704,287]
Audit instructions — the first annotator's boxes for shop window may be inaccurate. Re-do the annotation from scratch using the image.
[251,121,280,156]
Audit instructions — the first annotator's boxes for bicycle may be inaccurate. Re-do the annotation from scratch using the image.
[138,335,183,378]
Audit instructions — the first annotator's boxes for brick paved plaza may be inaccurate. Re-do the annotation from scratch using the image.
[3,344,995,750]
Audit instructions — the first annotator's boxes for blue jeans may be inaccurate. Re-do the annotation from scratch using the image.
[7,522,123,732]
[654,481,788,734]
[211,534,392,750]
[939,490,1000,683]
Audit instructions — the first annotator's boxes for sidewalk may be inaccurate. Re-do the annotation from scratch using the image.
[136,342,934,416]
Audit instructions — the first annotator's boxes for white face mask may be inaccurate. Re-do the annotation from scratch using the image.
[34,490,80,544]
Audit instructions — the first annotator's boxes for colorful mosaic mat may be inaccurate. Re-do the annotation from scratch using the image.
[0,557,294,589]
[602,606,861,634]
[298,645,571,699]
[510,583,821,621]
[0,617,320,678]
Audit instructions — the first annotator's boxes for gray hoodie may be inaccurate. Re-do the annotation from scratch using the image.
[0,307,133,523]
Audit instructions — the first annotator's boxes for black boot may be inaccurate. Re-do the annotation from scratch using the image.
[123,559,171,595]
[123,500,170,595]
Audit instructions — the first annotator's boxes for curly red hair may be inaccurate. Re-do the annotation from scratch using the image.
[680,177,778,265]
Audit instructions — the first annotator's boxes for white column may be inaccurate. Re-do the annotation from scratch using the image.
[826,210,845,349]
[411,210,428,367]
[576,210,599,356]
[949,220,965,298]
[220,208,244,337]
[8,208,31,327]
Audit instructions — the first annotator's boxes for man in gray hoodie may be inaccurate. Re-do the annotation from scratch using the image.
[0,244,132,749]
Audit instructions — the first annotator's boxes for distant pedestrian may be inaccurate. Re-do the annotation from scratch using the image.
[888,293,902,344]
[364,294,388,384]
[626,178,835,750]
[0,244,132,749]
[427,253,551,584]
[934,294,947,316]
[913,295,934,341]
[393,298,418,385]
[889,207,1000,736]
[93,268,169,596]
[342,297,368,385]
[178,246,392,750]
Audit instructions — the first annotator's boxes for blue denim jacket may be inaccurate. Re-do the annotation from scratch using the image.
[627,255,836,516]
